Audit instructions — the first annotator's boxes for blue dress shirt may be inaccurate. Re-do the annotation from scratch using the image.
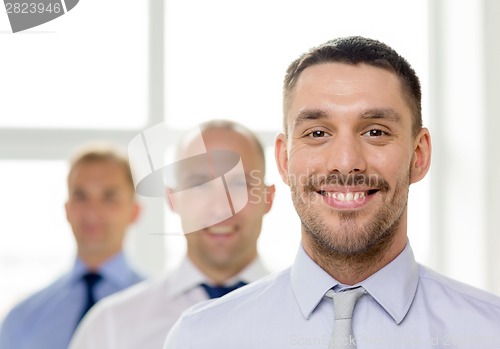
[0,252,143,349]
[164,243,500,349]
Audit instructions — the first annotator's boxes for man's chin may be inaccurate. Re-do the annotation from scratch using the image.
[205,257,237,269]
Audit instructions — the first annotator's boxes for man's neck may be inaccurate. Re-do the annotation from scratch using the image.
[188,254,256,285]
[78,251,119,272]
[302,231,407,285]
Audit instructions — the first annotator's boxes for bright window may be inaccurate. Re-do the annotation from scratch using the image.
[1,0,439,325]
[0,0,149,322]
[0,0,148,129]
[0,161,74,317]
[164,0,428,131]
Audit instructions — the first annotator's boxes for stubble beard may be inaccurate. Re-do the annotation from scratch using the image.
[290,170,411,271]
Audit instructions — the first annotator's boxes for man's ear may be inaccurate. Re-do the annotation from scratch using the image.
[129,201,141,223]
[263,184,276,214]
[165,188,176,213]
[64,201,70,222]
[275,133,289,185]
[410,127,432,184]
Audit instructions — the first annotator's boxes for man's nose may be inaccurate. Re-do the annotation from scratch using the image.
[82,200,103,221]
[207,180,234,218]
[324,132,367,176]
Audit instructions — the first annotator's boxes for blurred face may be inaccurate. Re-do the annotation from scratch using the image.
[170,128,274,272]
[65,160,139,262]
[276,63,430,258]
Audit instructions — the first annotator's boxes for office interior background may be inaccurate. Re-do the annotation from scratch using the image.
[1,0,499,322]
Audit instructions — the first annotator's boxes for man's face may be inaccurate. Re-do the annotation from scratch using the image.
[65,161,139,260]
[276,62,430,257]
[171,128,274,272]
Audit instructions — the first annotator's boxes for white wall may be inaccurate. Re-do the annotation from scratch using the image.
[428,0,500,293]
[484,0,500,293]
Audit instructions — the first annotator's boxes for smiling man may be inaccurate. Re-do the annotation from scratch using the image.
[164,37,500,349]
[172,124,274,285]
[282,61,424,286]
[0,144,144,349]
[69,120,275,349]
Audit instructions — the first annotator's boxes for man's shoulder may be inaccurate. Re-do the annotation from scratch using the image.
[180,268,292,320]
[91,272,174,315]
[419,264,500,310]
[164,268,294,348]
[70,272,183,349]
[1,274,68,327]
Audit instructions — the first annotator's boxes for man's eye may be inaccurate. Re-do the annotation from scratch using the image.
[364,129,386,137]
[104,194,117,202]
[309,130,328,138]
[72,192,86,201]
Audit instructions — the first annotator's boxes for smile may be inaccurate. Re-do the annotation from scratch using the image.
[318,189,379,202]
[317,188,379,208]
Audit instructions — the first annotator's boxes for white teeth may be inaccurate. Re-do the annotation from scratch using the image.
[354,192,365,200]
[324,191,366,202]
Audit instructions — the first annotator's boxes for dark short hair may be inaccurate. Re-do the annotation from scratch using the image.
[68,143,135,192]
[283,36,422,136]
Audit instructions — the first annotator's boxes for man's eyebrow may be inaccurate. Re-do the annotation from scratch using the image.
[360,108,402,124]
[103,187,119,194]
[293,109,329,128]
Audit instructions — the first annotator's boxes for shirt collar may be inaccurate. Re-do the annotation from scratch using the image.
[224,256,268,286]
[291,242,419,324]
[166,255,269,299]
[291,245,338,320]
[360,243,419,324]
[69,251,138,288]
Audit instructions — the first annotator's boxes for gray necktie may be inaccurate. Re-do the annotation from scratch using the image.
[325,287,365,349]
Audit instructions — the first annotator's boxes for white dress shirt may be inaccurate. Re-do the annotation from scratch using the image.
[164,243,500,349]
[69,256,268,349]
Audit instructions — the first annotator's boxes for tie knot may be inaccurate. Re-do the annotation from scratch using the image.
[325,287,365,320]
[201,281,247,299]
[82,272,102,288]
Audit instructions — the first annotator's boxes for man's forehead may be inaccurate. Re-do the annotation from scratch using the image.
[287,64,411,125]
[180,128,247,154]
[72,159,124,172]
[178,128,262,163]
[168,149,242,190]
[167,127,265,188]
[69,162,128,185]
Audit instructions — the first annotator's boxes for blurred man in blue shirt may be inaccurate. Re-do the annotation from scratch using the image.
[0,143,144,349]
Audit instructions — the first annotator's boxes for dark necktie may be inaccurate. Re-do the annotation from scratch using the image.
[78,272,102,322]
[200,281,247,299]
